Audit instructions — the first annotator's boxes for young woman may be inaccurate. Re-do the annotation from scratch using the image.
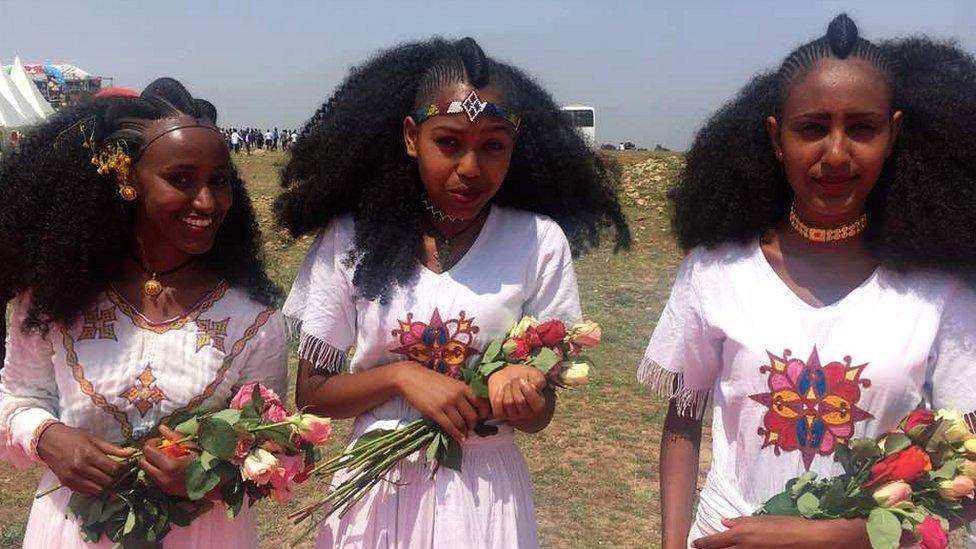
[278,37,629,548]
[639,15,976,549]
[0,78,286,548]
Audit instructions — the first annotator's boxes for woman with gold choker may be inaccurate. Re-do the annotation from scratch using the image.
[638,14,976,549]
[0,78,286,548]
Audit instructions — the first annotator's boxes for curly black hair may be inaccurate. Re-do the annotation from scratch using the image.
[0,77,279,333]
[671,14,976,277]
[276,37,630,302]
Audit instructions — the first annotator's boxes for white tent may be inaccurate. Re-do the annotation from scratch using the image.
[0,60,38,124]
[10,56,54,118]
[0,90,29,127]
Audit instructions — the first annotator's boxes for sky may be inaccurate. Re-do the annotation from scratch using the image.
[2,0,974,150]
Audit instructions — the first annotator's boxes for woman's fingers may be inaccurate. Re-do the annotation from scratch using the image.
[91,436,135,459]
[520,379,547,415]
[433,410,467,443]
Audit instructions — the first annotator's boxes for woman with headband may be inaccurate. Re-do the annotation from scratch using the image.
[0,77,286,548]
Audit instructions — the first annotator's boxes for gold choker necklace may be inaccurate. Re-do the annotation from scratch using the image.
[789,205,867,242]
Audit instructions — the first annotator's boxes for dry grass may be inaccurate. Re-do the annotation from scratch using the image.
[0,150,699,548]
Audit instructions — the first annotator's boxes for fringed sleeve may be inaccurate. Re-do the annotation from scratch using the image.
[636,250,722,420]
[283,217,357,376]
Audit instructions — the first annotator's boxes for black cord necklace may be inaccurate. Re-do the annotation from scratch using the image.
[129,253,196,298]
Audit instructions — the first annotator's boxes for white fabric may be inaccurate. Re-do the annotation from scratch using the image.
[284,205,582,549]
[638,241,976,544]
[0,283,288,547]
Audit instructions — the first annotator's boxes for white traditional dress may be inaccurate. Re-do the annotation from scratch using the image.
[284,205,581,549]
[638,241,976,546]
[0,282,288,548]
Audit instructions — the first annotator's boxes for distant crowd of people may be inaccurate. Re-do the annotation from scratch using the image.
[222,127,299,154]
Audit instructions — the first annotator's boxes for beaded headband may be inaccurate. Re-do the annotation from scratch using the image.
[413,90,521,130]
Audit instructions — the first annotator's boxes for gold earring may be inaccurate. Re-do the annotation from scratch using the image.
[119,185,138,201]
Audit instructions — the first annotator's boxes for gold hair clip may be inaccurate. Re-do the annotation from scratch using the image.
[79,123,137,201]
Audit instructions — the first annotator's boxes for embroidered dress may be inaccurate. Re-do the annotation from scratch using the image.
[284,205,581,549]
[0,282,288,549]
[638,241,976,546]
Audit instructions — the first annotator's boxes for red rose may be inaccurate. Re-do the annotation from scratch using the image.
[508,337,531,360]
[902,409,936,433]
[523,327,544,349]
[864,446,932,488]
[917,516,949,549]
[535,320,567,347]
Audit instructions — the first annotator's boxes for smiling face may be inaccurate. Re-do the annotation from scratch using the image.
[767,57,902,226]
[404,83,517,220]
[131,123,233,262]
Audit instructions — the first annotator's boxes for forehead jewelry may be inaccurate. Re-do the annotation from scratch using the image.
[413,90,521,129]
[789,203,867,243]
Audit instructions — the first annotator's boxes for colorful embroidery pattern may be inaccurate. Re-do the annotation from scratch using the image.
[749,347,873,470]
[195,317,230,352]
[119,365,168,417]
[78,306,118,341]
[390,308,480,378]
[107,282,228,334]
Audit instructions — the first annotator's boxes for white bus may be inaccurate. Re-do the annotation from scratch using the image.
[561,104,595,148]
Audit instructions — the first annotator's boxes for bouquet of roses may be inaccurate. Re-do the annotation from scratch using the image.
[757,408,976,549]
[38,383,331,547]
[289,316,600,525]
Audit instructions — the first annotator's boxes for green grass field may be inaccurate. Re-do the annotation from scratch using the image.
[0,149,691,548]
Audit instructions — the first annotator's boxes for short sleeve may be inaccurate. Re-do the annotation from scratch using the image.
[233,309,289,399]
[637,251,722,419]
[0,294,60,468]
[925,280,976,415]
[522,221,582,324]
[282,218,357,375]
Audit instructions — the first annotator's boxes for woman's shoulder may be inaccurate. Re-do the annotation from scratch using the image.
[490,205,566,242]
[680,240,760,281]
[877,267,968,310]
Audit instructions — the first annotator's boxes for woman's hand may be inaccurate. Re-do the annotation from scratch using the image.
[691,516,870,549]
[393,361,491,443]
[487,365,547,423]
[138,425,197,498]
[36,423,135,495]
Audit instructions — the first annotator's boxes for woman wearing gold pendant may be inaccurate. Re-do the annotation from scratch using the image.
[0,78,285,548]
[639,14,976,549]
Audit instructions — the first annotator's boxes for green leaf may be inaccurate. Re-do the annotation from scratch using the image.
[67,492,95,520]
[174,416,199,437]
[757,491,801,516]
[850,438,883,460]
[478,361,507,378]
[469,375,489,400]
[186,460,221,500]
[258,425,299,452]
[210,408,242,426]
[866,508,902,549]
[122,509,137,536]
[882,433,912,456]
[482,339,503,363]
[220,480,246,519]
[931,457,962,480]
[197,417,238,459]
[439,436,463,471]
[530,347,561,372]
[473,421,498,438]
[819,480,849,514]
[352,428,394,451]
[199,450,219,471]
[796,492,821,517]
[425,432,442,463]
[789,471,818,496]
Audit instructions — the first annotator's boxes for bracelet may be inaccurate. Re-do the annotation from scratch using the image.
[30,419,63,461]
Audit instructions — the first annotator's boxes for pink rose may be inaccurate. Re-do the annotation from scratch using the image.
[267,454,306,505]
[241,448,278,486]
[233,435,254,463]
[263,402,289,423]
[569,321,601,348]
[938,475,975,499]
[291,414,332,446]
[871,480,912,507]
[918,517,949,549]
[230,383,283,410]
